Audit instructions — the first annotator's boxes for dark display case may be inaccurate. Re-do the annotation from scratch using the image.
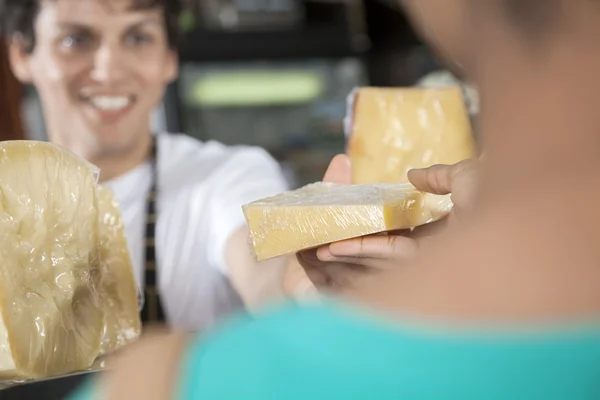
[0,371,98,400]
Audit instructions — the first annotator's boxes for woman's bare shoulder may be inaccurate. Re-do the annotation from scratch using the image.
[99,329,191,400]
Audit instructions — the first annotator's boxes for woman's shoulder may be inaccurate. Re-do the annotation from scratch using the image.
[176,303,410,398]
[178,302,600,399]
[68,302,600,400]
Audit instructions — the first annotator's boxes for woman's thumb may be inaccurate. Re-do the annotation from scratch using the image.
[407,160,474,195]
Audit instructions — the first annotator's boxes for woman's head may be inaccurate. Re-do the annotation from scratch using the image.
[401,0,596,79]
[401,0,472,78]
[3,0,181,158]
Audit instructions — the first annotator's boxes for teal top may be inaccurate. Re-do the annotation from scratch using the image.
[69,301,600,399]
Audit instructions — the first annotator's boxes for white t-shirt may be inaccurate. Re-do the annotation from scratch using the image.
[103,133,289,331]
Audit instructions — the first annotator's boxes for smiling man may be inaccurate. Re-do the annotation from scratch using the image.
[2,0,292,330]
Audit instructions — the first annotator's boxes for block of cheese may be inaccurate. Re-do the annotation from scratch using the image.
[97,186,141,357]
[0,141,104,380]
[346,86,476,184]
[243,182,452,261]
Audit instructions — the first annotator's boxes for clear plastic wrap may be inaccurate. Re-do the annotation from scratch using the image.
[345,86,477,184]
[97,186,142,356]
[243,182,453,261]
[0,141,140,386]
[417,70,480,116]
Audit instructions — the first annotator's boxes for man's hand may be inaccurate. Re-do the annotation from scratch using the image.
[285,156,480,294]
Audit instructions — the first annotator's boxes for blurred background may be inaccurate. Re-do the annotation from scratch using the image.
[0,0,444,187]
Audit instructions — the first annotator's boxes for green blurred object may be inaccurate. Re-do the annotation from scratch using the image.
[179,11,196,32]
[188,71,325,107]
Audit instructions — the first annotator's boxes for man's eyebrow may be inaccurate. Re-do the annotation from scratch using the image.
[54,17,162,32]
[125,19,163,30]
[55,22,94,31]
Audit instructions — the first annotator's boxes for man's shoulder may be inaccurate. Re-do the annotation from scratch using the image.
[157,133,273,164]
[156,133,280,191]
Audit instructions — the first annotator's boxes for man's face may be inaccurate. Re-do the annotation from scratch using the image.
[10,0,178,156]
[402,0,472,77]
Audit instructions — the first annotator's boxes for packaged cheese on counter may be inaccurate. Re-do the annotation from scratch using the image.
[243,182,452,261]
[345,86,477,184]
[0,141,103,381]
[0,141,140,385]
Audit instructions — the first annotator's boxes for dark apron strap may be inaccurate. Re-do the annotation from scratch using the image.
[141,136,167,324]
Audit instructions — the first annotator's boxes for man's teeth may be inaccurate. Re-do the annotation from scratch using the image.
[89,96,132,111]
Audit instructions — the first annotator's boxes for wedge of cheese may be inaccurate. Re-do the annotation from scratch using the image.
[243,182,452,261]
[0,141,104,380]
[97,186,141,357]
[346,86,476,184]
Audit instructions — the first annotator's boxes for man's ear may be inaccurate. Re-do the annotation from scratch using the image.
[7,37,33,83]
[164,50,179,84]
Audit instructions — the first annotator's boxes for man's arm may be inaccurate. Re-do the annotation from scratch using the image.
[203,147,293,311]
[224,228,292,311]
[222,154,358,308]
[225,228,320,310]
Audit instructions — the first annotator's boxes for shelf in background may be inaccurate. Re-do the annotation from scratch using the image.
[178,2,368,62]
[180,27,367,62]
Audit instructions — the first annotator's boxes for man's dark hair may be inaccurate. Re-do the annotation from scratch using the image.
[0,0,183,52]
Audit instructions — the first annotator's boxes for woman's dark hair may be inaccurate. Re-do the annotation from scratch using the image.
[501,0,562,36]
[1,0,183,52]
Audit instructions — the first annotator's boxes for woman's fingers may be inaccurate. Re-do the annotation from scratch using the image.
[291,158,482,295]
[296,225,423,291]
[283,258,319,299]
[322,234,419,261]
[321,257,397,270]
[296,250,329,286]
[409,218,449,239]
[320,262,375,290]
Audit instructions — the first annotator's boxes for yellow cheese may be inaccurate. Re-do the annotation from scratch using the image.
[243,182,452,261]
[347,86,476,184]
[0,141,103,380]
[97,186,141,357]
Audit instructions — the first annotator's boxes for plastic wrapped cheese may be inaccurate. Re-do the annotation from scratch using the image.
[345,86,476,184]
[0,141,141,384]
[97,186,141,356]
[243,182,453,261]
[0,141,104,380]
[417,70,479,116]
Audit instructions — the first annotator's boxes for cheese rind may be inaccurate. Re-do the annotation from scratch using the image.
[243,182,453,261]
[97,186,142,357]
[0,141,104,380]
[347,86,476,184]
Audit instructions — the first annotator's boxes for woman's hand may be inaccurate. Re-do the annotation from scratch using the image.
[285,156,480,295]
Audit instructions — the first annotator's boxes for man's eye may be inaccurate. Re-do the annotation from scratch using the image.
[61,34,91,48]
[125,33,153,46]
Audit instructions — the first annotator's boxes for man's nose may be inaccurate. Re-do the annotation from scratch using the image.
[90,43,127,84]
